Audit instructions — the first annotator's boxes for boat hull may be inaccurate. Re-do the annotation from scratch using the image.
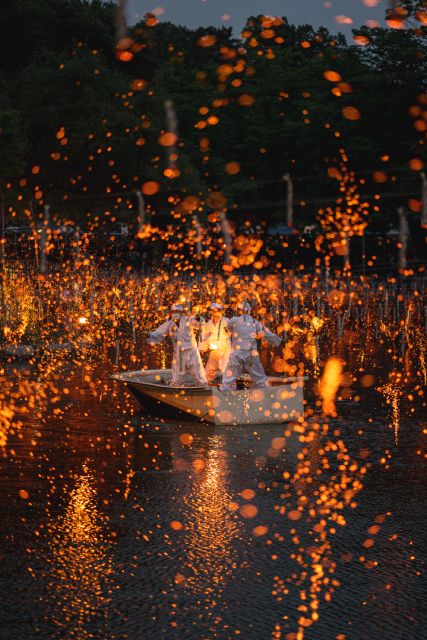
[112,369,305,426]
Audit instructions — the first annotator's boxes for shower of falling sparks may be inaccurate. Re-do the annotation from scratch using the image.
[0,270,425,640]
[258,419,369,639]
[318,148,369,272]
[378,374,402,444]
[0,3,426,640]
[0,269,425,450]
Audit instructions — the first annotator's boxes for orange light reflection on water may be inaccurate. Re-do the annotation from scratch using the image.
[41,465,115,638]
[175,436,243,599]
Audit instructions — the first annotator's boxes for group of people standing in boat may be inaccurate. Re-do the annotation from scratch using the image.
[145,301,281,390]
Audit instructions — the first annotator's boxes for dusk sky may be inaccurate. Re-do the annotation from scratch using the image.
[128,0,387,39]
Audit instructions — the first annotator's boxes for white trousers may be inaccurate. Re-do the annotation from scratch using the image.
[172,346,208,387]
[219,350,269,391]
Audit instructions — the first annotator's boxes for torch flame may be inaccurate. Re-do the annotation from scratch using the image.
[311,316,324,332]
[320,357,342,415]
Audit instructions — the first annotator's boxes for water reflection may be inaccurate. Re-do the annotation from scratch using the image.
[257,421,368,638]
[0,353,425,640]
[41,464,114,639]
[176,435,244,598]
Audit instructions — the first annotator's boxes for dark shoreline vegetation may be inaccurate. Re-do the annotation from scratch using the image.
[0,0,426,240]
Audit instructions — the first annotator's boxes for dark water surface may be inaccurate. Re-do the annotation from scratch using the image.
[0,352,426,640]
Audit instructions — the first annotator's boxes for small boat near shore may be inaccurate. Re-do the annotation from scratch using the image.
[112,368,306,425]
[0,342,74,361]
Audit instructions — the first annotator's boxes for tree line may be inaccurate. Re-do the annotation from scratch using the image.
[0,0,426,230]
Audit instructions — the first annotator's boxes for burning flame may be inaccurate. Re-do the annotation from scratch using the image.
[320,358,342,415]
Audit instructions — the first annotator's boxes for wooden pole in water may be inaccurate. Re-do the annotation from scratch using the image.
[0,190,6,329]
[342,212,351,273]
[40,204,50,274]
[164,99,178,176]
[421,172,427,228]
[115,0,128,44]
[397,206,408,273]
[89,290,94,324]
[135,190,146,239]
[74,225,80,267]
[136,190,145,224]
[362,231,366,276]
[27,201,39,270]
[193,214,202,259]
[220,210,232,267]
[344,230,350,273]
[282,173,293,228]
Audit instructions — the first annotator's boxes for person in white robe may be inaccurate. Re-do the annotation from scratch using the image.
[147,303,208,387]
[199,302,231,385]
[219,302,281,391]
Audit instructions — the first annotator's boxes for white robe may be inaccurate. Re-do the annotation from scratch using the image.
[199,317,231,384]
[219,314,281,391]
[148,316,207,387]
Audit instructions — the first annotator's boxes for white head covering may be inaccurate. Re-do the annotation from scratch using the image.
[210,302,223,311]
[170,303,184,313]
[237,301,251,313]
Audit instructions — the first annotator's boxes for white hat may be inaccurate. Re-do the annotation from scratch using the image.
[237,301,251,312]
[210,302,223,311]
[170,303,184,313]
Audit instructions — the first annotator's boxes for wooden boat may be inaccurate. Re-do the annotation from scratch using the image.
[111,368,306,425]
[0,344,36,360]
[0,342,73,361]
